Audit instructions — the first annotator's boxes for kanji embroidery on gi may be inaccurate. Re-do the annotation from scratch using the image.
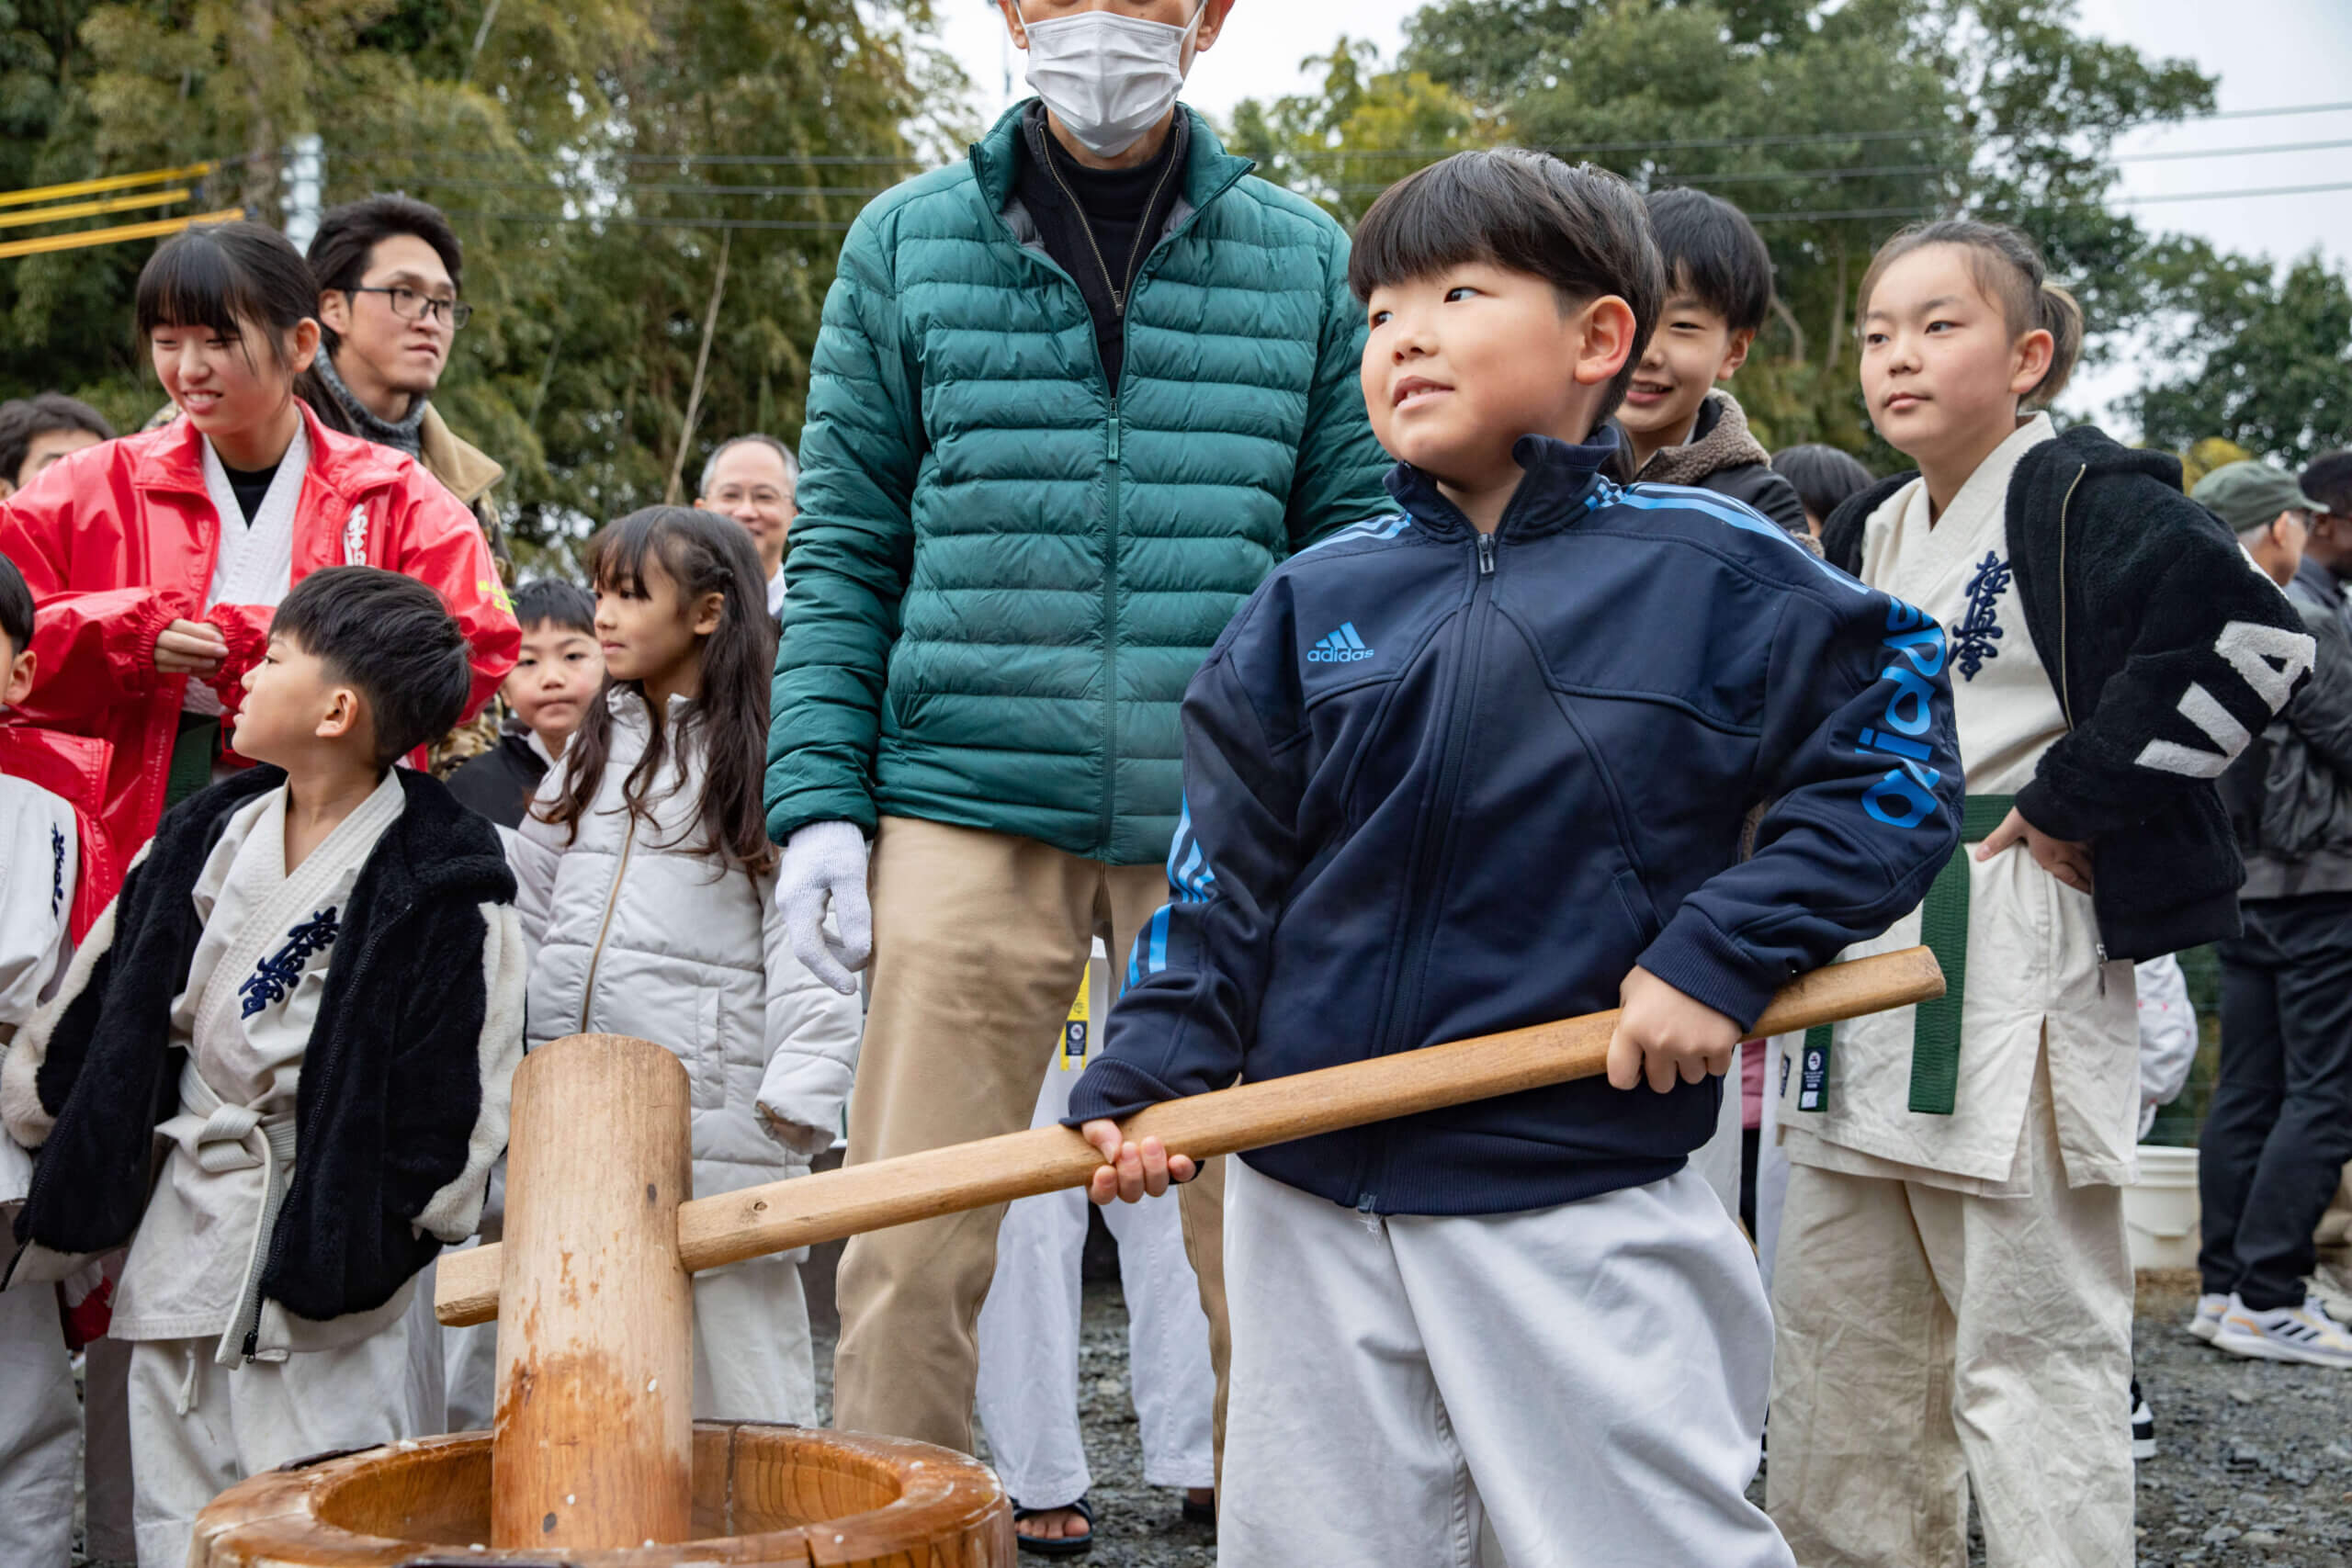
[1951,551,2012,682]
[239,908,341,1018]
[50,825,64,918]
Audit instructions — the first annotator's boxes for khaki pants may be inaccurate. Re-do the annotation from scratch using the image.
[1768,1055,2134,1568]
[831,817,1229,1461]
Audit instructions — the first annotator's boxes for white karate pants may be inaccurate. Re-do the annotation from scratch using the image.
[1218,1157,1793,1568]
[444,1235,817,1431]
[975,1060,1216,1506]
[128,1319,436,1568]
[0,1281,77,1565]
[1767,1055,2134,1568]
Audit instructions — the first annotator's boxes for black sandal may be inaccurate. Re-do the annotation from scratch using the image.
[1012,1495,1094,1558]
[1182,1490,1216,1526]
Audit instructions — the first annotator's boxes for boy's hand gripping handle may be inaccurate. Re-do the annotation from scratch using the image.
[438,946,1942,1327]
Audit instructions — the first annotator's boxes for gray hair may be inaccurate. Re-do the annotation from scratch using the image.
[697,434,798,502]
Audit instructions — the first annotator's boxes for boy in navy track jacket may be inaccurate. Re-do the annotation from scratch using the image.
[1069,151,1964,1566]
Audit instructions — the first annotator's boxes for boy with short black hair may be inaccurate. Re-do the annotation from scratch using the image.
[0,393,115,500]
[447,579,604,831]
[0,549,85,1566]
[1071,148,1962,1566]
[3,565,525,1567]
[1616,187,1808,534]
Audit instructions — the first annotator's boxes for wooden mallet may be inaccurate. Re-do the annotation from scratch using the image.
[443,946,1940,1551]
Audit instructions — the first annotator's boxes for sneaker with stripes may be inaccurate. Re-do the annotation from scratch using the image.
[2130,1377,2156,1461]
[2188,1292,2227,1342]
[2213,1293,2352,1368]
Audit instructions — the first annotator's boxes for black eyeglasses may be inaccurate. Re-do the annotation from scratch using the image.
[346,285,473,330]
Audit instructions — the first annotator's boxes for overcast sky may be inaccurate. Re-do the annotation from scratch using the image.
[940,1,2351,431]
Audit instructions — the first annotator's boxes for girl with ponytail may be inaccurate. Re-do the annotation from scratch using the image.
[1768,220,2312,1566]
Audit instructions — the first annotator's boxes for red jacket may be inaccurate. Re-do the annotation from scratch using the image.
[0,723,114,942]
[0,402,518,909]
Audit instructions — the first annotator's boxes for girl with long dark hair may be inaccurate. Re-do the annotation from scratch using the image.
[511,506,862,1425]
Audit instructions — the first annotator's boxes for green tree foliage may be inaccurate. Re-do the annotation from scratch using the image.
[2127,243,2352,468]
[1225,38,1495,227]
[0,1,962,567]
[1238,0,2220,463]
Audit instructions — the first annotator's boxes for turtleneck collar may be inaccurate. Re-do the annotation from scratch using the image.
[1384,429,1624,542]
[312,350,428,459]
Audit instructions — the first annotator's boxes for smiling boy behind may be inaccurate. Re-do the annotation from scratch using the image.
[1616,187,1809,535]
[446,580,605,836]
[1068,149,1963,1567]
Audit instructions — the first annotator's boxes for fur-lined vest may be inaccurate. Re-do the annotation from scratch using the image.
[4,764,523,1325]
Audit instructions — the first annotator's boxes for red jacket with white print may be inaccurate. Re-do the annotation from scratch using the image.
[0,400,517,909]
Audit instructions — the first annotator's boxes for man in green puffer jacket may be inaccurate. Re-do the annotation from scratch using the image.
[764,0,1389,1493]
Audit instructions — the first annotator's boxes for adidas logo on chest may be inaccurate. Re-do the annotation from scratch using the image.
[1307,622,1375,664]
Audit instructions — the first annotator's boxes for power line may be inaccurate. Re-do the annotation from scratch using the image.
[440,209,854,232]
[2115,135,2352,164]
[348,129,2352,210]
[336,147,928,170]
[1732,178,2352,226]
[324,97,2352,174]
[1258,98,2352,164]
[438,177,2352,237]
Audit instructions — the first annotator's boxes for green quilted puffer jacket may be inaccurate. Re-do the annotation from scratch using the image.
[766,102,1392,865]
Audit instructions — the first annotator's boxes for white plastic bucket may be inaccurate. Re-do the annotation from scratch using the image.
[2124,1145,2201,1271]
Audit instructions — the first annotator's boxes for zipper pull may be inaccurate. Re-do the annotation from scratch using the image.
[1476,532,1497,576]
[1107,400,1121,462]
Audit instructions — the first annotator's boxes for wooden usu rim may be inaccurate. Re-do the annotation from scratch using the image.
[189,1422,1014,1567]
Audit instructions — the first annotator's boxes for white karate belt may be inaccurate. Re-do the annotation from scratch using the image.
[153,1058,297,1368]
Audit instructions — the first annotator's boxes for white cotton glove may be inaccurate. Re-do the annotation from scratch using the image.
[775,820,873,996]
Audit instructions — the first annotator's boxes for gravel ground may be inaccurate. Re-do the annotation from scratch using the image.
[808,1279,1218,1568]
[2124,1270,2352,1568]
[816,1270,2352,1568]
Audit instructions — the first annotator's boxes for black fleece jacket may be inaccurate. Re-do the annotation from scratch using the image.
[7,765,520,1324]
[1821,423,2313,960]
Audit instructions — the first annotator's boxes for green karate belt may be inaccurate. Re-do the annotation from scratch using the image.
[1801,793,2015,1117]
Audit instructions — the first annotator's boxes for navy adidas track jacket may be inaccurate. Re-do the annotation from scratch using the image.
[1069,433,1964,1215]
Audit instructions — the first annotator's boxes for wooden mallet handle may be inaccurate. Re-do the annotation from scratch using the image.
[438,945,1938,1327]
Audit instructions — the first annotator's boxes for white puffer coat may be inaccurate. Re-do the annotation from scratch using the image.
[514,689,861,1198]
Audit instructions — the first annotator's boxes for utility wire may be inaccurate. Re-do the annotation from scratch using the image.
[351,131,2352,206]
[326,97,2352,173]
[443,177,2352,235]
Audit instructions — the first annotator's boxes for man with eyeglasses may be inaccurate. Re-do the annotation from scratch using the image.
[300,196,506,571]
[695,434,798,618]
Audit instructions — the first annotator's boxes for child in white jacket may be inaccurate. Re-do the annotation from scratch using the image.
[513,506,861,1425]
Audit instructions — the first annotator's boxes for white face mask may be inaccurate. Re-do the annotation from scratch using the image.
[1016,2,1204,160]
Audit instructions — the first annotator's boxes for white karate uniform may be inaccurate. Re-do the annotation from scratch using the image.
[1769,415,2139,1568]
[975,1031,1216,1507]
[1218,1158,1792,1568]
[112,776,442,1567]
[182,428,307,725]
[0,773,81,1567]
